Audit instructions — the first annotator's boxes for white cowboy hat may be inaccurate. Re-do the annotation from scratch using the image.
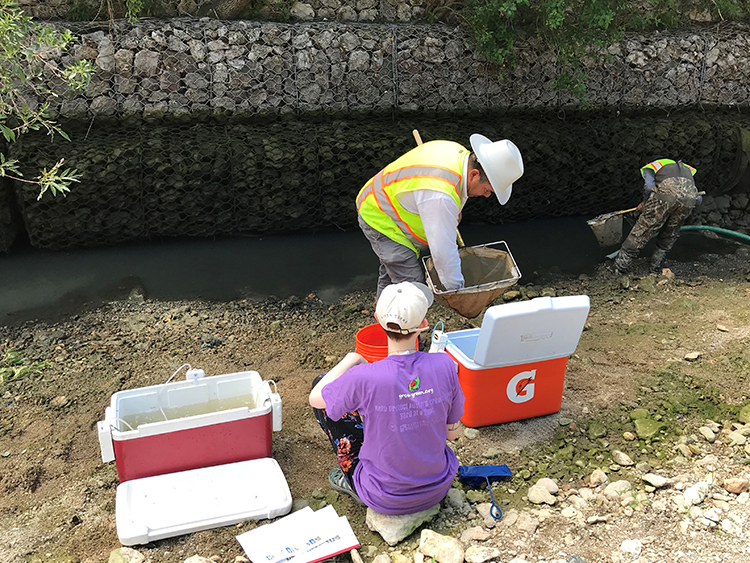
[470,134,524,205]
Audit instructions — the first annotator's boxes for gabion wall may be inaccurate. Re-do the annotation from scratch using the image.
[20,0,433,23]
[10,110,750,250]
[24,20,750,120]
[2,18,749,251]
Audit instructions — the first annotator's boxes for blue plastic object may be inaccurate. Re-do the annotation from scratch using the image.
[458,465,513,520]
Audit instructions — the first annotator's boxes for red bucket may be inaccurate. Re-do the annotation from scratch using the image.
[355,323,417,362]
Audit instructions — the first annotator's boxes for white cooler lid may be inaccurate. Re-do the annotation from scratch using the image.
[473,295,590,367]
[116,457,293,546]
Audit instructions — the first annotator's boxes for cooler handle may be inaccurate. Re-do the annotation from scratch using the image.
[259,380,283,432]
[97,420,115,463]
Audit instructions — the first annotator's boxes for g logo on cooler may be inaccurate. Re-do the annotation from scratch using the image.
[506,370,536,404]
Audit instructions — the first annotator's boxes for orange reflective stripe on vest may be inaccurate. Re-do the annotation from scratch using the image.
[357,165,461,248]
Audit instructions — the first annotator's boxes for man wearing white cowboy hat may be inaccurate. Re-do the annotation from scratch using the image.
[356,134,524,296]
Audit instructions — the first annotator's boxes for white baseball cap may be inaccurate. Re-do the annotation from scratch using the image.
[470,134,524,205]
[376,282,434,334]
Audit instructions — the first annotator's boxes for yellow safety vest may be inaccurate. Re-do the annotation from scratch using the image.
[641,159,697,179]
[356,141,467,256]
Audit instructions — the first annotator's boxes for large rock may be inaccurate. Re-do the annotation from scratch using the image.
[740,404,750,424]
[366,504,440,546]
[419,529,465,563]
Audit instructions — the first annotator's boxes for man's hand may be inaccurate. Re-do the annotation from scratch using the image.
[636,201,645,212]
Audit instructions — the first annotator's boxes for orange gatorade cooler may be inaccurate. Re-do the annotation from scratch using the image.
[445,295,590,428]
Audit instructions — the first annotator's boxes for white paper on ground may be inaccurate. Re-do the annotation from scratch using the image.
[236,505,359,563]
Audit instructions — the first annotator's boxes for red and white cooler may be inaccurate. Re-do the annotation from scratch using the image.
[97,368,292,546]
[445,295,590,428]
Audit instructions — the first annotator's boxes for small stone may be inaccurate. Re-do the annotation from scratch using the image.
[502,290,521,302]
[721,519,742,534]
[459,526,490,543]
[739,404,750,424]
[587,421,607,439]
[634,418,665,439]
[642,473,671,488]
[698,426,716,443]
[629,408,649,420]
[475,503,497,528]
[586,515,609,524]
[515,512,539,534]
[612,450,634,466]
[482,448,502,459]
[676,443,693,458]
[464,428,480,439]
[620,539,642,558]
[716,324,729,332]
[684,351,701,361]
[588,469,608,487]
[50,395,69,407]
[558,417,573,426]
[561,506,578,518]
[527,484,557,505]
[727,431,747,446]
[603,480,632,501]
[635,461,651,473]
[109,547,146,563]
[623,431,636,441]
[535,477,559,494]
[684,482,710,505]
[464,545,500,563]
[419,529,464,563]
[722,478,750,494]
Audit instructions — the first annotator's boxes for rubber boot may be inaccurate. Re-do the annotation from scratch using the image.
[613,247,636,275]
[650,248,668,274]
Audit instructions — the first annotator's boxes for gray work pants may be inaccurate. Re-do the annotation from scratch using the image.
[358,214,426,298]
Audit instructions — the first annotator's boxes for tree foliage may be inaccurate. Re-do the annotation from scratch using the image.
[0,0,93,199]
[463,0,750,101]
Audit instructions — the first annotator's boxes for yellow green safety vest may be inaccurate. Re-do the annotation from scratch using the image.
[356,141,467,256]
[641,159,697,181]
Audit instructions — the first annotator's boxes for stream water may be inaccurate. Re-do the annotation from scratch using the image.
[0,217,740,326]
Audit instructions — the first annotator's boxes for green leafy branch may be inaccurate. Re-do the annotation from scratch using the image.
[0,0,94,198]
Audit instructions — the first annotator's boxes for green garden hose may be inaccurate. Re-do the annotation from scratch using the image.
[678,225,750,245]
[605,224,750,259]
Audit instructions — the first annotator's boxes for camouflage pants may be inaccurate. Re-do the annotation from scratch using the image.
[614,193,693,273]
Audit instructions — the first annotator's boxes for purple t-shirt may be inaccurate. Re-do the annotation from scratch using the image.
[322,351,465,515]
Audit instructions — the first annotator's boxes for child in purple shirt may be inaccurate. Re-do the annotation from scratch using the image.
[309,282,465,514]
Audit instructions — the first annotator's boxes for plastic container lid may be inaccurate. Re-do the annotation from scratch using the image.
[116,457,292,546]
[447,295,590,368]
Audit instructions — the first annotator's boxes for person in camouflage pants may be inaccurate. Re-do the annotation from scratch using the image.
[614,159,700,275]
